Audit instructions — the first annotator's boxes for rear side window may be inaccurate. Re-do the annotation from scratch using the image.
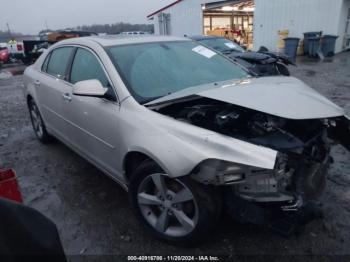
[70,48,109,87]
[47,47,74,79]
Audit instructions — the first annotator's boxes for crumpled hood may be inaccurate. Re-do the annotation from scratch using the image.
[197,76,344,120]
[147,76,345,120]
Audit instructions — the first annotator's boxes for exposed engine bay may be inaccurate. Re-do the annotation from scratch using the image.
[152,96,349,206]
[155,96,332,152]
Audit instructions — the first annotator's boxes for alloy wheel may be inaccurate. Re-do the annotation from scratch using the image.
[137,173,199,237]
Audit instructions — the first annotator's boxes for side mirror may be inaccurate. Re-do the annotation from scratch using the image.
[73,79,107,97]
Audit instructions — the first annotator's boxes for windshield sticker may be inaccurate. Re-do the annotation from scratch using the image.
[192,46,216,59]
[225,42,236,49]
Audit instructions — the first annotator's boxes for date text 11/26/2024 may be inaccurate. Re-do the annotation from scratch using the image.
[127,256,220,261]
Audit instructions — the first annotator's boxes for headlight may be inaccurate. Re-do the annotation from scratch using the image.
[274,153,288,177]
[191,159,270,185]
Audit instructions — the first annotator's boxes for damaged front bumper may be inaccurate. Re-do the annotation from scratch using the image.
[190,141,332,235]
[221,156,330,236]
[191,152,329,209]
[189,115,349,235]
[223,192,323,236]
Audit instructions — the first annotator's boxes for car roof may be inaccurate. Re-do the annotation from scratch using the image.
[59,35,190,47]
[190,35,223,41]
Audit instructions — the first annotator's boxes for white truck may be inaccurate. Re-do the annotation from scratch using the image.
[7,41,25,60]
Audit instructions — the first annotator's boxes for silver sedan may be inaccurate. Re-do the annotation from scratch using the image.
[24,35,350,244]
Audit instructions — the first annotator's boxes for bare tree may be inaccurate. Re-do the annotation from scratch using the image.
[75,22,154,34]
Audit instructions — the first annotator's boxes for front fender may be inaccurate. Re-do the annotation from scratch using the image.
[123,116,278,178]
[119,99,278,178]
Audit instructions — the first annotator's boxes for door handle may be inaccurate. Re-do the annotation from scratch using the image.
[34,80,40,86]
[62,93,72,102]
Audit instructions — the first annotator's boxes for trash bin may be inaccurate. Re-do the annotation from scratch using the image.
[321,35,338,57]
[303,31,322,55]
[308,37,321,58]
[284,37,300,62]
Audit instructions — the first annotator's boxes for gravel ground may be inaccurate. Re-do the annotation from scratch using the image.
[0,52,350,260]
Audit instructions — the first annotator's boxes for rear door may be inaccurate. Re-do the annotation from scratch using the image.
[36,46,75,140]
[63,47,122,177]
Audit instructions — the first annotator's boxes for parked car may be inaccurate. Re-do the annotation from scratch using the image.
[120,31,149,35]
[1,40,40,65]
[190,35,294,77]
[24,36,349,245]
[0,47,10,64]
[0,42,25,64]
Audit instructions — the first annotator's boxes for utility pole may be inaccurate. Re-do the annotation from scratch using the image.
[6,22,12,37]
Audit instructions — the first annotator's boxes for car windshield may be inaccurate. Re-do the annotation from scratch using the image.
[199,38,245,54]
[107,41,248,104]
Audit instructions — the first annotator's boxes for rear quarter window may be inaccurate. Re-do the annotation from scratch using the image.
[41,53,51,72]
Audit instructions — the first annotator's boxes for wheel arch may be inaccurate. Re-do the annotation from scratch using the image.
[123,150,177,183]
[26,92,45,123]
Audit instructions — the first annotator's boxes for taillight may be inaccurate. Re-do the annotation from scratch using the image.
[17,44,23,51]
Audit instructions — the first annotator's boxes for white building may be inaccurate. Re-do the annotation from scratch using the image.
[147,0,350,53]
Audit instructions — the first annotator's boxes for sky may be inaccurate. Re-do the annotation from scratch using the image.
[0,0,174,35]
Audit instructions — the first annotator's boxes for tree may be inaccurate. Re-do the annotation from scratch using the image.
[70,22,154,34]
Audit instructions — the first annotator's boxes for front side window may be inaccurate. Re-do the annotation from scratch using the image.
[46,47,74,79]
[108,41,248,103]
[70,48,109,87]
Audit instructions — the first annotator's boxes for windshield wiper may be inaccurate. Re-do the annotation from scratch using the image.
[140,96,163,105]
[144,81,231,106]
[222,49,234,54]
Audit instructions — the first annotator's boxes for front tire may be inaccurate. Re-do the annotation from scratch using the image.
[129,161,222,245]
[28,99,53,143]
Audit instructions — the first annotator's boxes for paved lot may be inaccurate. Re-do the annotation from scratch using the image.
[1,52,350,259]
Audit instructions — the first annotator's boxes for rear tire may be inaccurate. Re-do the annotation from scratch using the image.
[129,161,222,246]
[28,99,53,144]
